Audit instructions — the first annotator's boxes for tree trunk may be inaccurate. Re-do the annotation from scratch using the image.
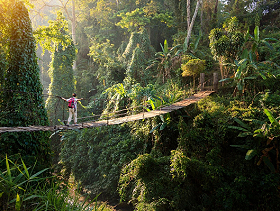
[214,0,218,14]
[185,0,201,49]
[193,75,196,90]
[72,0,77,71]
[187,0,191,29]
[219,57,224,86]
[213,0,219,25]
[200,0,203,33]
[213,72,218,92]
[174,0,182,31]
[200,73,205,91]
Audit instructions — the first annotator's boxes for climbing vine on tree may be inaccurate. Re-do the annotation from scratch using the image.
[122,29,155,84]
[0,1,50,166]
[45,40,75,125]
[35,12,76,125]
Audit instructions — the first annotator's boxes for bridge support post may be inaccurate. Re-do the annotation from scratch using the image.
[213,72,219,92]
[200,73,205,91]
[143,99,144,120]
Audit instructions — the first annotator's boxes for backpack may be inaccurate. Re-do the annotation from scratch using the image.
[68,98,75,108]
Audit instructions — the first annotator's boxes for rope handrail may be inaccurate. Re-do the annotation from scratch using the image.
[72,90,195,124]
[70,90,214,125]
[1,72,218,127]
[0,87,191,124]
[0,91,215,133]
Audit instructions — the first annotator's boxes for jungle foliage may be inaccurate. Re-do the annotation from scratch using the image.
[60,92,280,210]
[56,9,280,208]
[0,0,280,210]
[59,121,153,199]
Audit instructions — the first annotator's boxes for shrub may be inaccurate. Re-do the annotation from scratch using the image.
[59,121,150,199]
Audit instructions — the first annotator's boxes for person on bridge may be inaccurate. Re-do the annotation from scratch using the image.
[61,93,83,126]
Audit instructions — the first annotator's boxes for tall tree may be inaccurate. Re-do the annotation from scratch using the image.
[30,0,78,69]
[185,0,202,49]
[0,49,5,88]
[209,17,245,81]
[0,0,50,165]
[187,0,191,29]
[0,0,10,87]
[122,29,155,85]
[46,41,75,125]
[35,12,76,125]
[122,29,155,64]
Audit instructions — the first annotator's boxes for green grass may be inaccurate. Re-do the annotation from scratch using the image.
[0,155,111,211]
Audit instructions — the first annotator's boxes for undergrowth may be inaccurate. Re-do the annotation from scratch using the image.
[58,91,280,210]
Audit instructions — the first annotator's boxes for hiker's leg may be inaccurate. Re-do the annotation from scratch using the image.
[67,108,73,124]
[74,109,77,124]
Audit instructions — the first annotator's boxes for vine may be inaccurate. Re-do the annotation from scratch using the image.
[35,12,76,125]
[0,1,50,167]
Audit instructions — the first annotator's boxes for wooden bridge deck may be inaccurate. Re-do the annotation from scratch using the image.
[0,91,214,133]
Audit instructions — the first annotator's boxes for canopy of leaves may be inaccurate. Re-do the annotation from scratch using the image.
[209,17,245,62]
[181,58,206,77]
[34,11,73,54]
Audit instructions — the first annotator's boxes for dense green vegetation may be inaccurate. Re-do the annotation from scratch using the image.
[59,92,280,210]
[1,0,280,210]
[0,0,50,168]
[0,155,112,210]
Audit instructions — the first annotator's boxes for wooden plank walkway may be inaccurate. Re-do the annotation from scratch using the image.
[0,91,214,133]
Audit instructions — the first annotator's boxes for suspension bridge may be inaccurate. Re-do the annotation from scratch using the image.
[0,90,214,133]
